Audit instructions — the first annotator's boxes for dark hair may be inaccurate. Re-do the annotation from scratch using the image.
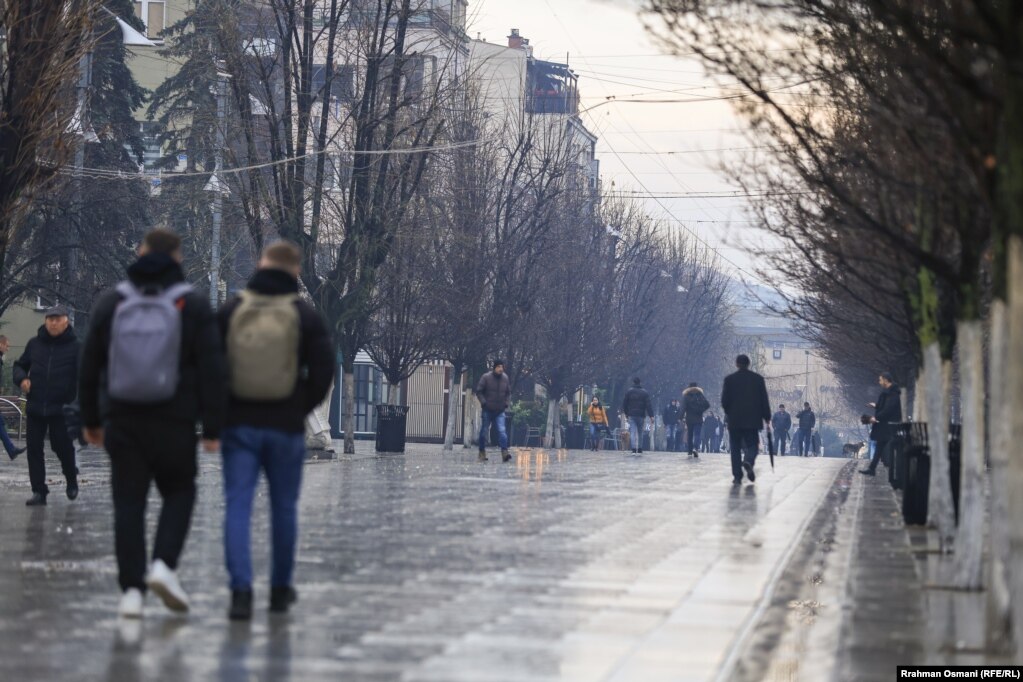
[262,240,302,269]
[736,354,751,369]
[804,402,810,407]
[493,359,504,369]
[143,228,182,255]
[779,404,785,409]
[688,382,698,388]
[880,371,894,383]
[632,377,641,386]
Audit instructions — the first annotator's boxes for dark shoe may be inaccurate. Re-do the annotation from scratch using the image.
[269,586,297,613]
[66,479,79,500]
[631,449,638,454]
[25,493,47,506]
[732,478,742,486]
[693,451,699,459]
[229,590,253,621]
[478,450,488,462]
[859,468,876,476]
[742,462,756,482]
[637,449,643,454]
[501,449,512,463]
[8,446,25,461]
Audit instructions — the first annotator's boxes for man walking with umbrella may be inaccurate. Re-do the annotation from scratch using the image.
[721,355,772,485]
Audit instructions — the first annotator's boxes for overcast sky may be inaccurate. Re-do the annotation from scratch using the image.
[468,0,780,286]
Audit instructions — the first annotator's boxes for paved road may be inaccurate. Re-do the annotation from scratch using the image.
[0,444,845,682]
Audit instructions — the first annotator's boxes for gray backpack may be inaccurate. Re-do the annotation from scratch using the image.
[108,281,193,403]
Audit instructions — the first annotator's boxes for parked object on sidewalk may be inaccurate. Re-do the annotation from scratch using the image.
[902,423,931,525]
[376,404,410,453]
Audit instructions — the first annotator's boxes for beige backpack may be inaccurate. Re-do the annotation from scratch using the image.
[227,290,300,400]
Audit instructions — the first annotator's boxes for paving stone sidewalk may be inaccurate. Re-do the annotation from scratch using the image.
[0,445,845,681]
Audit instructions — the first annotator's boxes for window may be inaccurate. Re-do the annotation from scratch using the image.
[132,1,165,39]
[773,349,783,360]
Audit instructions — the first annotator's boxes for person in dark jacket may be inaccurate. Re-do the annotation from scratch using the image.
[682,383,710,458]
[662,399,682,451]
[702,412,720,452]
[860,373,903,476]
[475,360,512,462]
[621,377,654,455]
[771,405,792,456]
[0,336,25,460]
[795,402,816,456]
[218,241,336,620]
[721,355,771,484]
[80,229,226,618]
[13,306,80,505]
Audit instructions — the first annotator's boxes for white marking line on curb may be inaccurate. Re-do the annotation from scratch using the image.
[711,465,847,682]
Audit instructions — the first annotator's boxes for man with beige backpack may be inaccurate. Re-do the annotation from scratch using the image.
[218,241,335,620]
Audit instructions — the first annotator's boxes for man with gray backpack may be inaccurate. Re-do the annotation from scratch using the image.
[80,229,226,619]
[218,241,335,620]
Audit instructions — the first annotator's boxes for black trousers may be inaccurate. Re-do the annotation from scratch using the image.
[106,418,198,592]
[686,422,702,452]
[26,413,77,495]
[728,427,759,481]
[867,437,891,473]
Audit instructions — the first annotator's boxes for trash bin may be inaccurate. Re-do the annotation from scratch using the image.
[949,423,962,524]
[888,423,911,490]
[902,422,930,525]
[566,423,585,450]
[375,404,409,453]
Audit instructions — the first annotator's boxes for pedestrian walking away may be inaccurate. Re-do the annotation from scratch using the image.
[662,399,682,452]
[771,404,792,456]
[588,397,610,451]
[621,377,654,454]
[795,402,816,456]
[701,412,718,453]
[860,372,903,476]
[80,228,227,619]
[0,335,26,460]
[13,306,80,506]
[721,355,772,485]
[475,360,512,462]
[682,382,710,458]
[218,241,335,621]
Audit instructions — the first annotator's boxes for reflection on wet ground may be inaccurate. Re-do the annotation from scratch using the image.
[0,443,845,681]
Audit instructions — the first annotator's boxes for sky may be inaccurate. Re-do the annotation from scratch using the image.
[468,0,781,287]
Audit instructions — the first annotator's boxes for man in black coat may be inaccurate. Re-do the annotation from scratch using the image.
[721,355,771,484]
[860,372,903,476]
[662,399,682,451]
[795,402,816,456]
[621,377,654,454]
[13,306,80,506]
[80,229,226,617]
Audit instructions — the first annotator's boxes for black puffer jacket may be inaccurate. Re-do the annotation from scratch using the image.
[13,326,80,417]
[79,253,227,438]
[621,386,653,418]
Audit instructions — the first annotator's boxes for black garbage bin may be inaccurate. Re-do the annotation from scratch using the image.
[949,423,962,524]
[902,422,930,525]
[566,423,585,450]
[375,404,409,453]
[888,423,911,490]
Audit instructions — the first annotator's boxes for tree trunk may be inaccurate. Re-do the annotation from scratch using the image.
[343,368,356,455]
[913,372,926,422]
[952,320,984,588]
[554,397,564,449]
[463,383,476,449]
[443,366,461,451]
[1008,236,1023,654]
[545,397,557,449]
[924,341,955,552]
[987,299,1013,648]
[387,380,400,406]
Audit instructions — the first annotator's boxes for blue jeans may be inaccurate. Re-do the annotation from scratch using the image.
[222,425,306,591]
[664,424,680,450]
[0,418,17,455]
[479,409,508,450]
[628,416,647,451]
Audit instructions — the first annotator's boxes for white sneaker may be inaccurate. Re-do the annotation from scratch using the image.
[118,588,144,618]
[146,559,190,613]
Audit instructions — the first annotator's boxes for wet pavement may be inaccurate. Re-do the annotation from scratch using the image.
[0,444,860,681]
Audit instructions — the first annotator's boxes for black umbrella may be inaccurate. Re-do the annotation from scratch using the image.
[767,429,776,471]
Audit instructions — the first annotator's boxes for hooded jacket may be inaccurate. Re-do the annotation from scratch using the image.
[13,325,79,417]
[218,268,336,434]
[682,386,710,423]
[80,253,226,438]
